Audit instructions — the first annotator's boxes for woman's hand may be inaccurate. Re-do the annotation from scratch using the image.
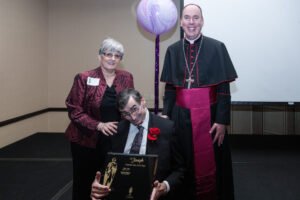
[97,121,118,136]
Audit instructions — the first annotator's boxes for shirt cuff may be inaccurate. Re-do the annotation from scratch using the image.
[163,180,170,193]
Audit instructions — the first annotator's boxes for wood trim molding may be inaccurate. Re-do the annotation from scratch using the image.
[0,107,162,127]
[0,108,67,127]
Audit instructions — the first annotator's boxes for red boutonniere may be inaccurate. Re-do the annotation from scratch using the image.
[148,128,160,141]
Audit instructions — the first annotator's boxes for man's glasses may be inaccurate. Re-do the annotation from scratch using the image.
[120,105,141,118]
[103,52,122,60]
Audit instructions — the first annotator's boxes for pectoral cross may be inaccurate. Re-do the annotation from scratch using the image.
[186,76,194,89]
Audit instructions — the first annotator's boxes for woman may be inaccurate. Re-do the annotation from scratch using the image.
[65,37,134,200]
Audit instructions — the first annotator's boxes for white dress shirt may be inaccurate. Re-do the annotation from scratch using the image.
[123,109,149,154]
[123,109,170,193]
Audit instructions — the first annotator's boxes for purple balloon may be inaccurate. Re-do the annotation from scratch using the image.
[136,0,178,35]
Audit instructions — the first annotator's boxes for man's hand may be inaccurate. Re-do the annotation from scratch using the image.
[210,123,226,146]
[150,180,167,200]
[91,171,111,200]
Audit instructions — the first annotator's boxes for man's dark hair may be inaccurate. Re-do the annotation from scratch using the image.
[117,88,142,110]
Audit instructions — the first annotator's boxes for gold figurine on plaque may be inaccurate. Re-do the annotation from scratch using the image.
[103,157,118,187]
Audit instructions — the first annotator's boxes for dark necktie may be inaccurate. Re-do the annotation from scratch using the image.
[130,126,144,154]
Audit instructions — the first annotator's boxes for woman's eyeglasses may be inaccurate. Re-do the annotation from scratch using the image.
[103,52,122,60]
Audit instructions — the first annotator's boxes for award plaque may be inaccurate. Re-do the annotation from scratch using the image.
[102,152,158,200]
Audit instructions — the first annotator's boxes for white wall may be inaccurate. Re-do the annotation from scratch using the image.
[0,0,49,148]
[48,0,180,108]
[0,0,181,148]
[186,0,300,103]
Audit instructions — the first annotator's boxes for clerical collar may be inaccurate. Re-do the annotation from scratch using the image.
[185,34,201,44]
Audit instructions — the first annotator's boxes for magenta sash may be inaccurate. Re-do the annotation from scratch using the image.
[176,87,217,200]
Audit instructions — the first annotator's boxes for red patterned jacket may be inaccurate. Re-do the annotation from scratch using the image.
[65,67,134,148]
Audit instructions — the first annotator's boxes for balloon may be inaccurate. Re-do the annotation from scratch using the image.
[136,0,178,35]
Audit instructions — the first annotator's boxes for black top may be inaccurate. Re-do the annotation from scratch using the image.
[97,85,121,168]
[99,85,120,122]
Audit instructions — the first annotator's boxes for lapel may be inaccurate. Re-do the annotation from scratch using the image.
[111,114,160,155]
[146,113,159,155]
[113,69,123,93]
[111,120,130,153]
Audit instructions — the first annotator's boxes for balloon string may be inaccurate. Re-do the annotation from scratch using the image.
[154,35,160,114]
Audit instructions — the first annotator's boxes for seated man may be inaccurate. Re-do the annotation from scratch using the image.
[91,88,185,200]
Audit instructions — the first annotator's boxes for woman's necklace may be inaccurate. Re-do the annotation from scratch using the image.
[102,70,116,87]
[104,72,115,78]
[182,35,204,89]
[102,69,116,78]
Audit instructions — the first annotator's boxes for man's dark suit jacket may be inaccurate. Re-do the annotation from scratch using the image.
[99,112,185,200]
